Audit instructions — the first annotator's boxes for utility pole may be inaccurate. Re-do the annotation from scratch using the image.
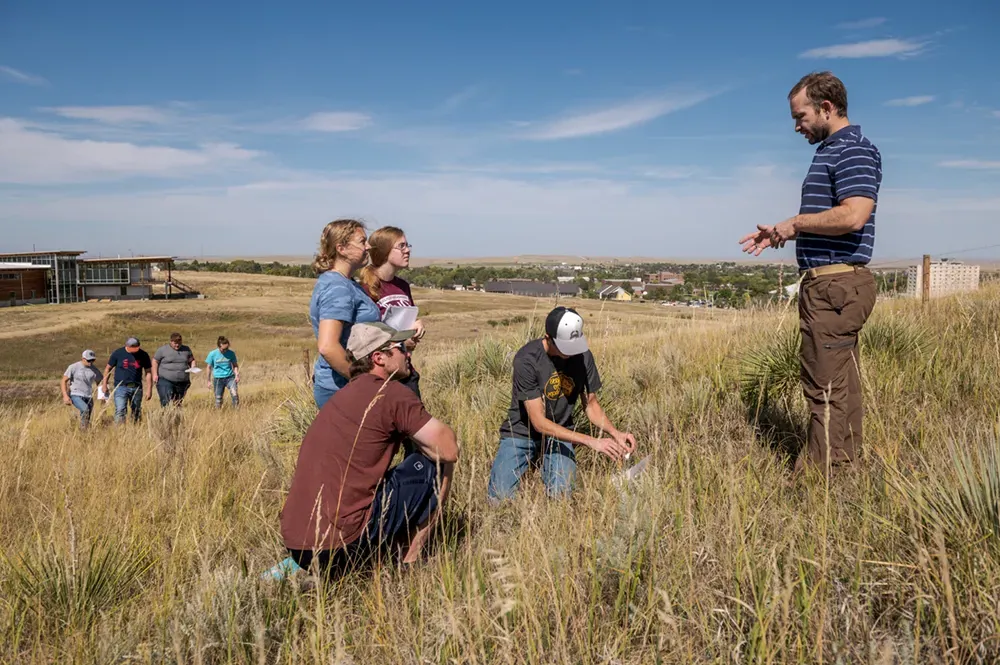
[922,254,931,307]
[778,264,784,300]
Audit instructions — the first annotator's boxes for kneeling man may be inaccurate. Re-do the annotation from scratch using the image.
[281,322,459,575]
[488,306,635,502]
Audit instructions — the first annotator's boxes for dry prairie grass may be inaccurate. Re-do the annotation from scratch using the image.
[1,272,999,663]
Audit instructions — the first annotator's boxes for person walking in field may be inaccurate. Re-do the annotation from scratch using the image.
[739,71,882,475]
[152,332,197,407]
[310,219,381,410]
[205,336,240,408]
[61,349,103,429]
[102,337,152,424]
[280,321,459,577]
[358,225,425,399]
[487,306,636,502]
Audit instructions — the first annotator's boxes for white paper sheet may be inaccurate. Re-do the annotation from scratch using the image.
[382,305,418,331]
[185,367,203,374]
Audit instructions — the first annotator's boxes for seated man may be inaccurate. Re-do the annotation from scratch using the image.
[488,306,636,502]
[280,322,459,576]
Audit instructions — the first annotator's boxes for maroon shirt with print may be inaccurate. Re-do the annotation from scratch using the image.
[371,277,414,316]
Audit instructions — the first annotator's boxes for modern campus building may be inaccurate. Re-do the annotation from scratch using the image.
[0,250,198,305]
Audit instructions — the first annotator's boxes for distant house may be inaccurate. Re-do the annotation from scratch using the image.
[80,256,198,300]
[598,285,632,301]
[485,280,580,297]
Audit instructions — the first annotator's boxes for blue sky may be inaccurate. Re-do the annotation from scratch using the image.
[1,0,998,261]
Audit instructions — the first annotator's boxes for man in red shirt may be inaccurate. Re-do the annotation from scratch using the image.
[280,322,459,575]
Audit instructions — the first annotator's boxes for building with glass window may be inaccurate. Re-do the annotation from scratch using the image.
[0,263,51,307]
[79,256,195,300]
[0,251,85,304]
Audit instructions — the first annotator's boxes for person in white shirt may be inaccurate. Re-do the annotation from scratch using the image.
[61,349,103,429]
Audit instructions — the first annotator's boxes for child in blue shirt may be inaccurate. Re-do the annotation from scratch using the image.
[205,336,240,408]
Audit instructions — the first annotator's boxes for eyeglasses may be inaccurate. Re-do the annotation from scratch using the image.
[379,341,407,354]
[393,243,412,251]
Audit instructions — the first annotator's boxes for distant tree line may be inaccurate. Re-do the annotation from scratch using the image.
[177,260,315,278]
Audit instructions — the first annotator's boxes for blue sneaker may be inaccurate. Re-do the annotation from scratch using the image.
[261,556,303,581]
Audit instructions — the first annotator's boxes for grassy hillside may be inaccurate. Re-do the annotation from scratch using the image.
[1,272,997,663]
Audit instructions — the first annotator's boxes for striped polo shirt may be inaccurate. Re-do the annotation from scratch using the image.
[796,124,882,270]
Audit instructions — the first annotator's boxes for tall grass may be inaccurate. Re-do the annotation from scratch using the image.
[2,285,1000,663]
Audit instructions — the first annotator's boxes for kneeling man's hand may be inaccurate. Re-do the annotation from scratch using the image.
[589,437,630,462]
[611,431,637,454]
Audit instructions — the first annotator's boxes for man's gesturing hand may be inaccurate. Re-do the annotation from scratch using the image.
[739,225,777,256]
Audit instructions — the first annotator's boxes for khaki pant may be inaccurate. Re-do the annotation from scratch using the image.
[797,267,877,471]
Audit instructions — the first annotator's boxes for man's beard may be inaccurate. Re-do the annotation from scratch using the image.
[808,124,831,144]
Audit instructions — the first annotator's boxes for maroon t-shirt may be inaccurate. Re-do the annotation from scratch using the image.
[280,373,433,550]
[372,277,414,316]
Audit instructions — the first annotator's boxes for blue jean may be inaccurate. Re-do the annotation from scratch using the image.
[114,385,143,424]
[313,383,338,410]
[487,436,577,502]
[213,375,239,408]
[156,378,190,407]
[70,395,93,429]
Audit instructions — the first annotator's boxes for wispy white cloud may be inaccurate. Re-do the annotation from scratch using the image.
[437,162,603,175]
[521,92,716,141]
[4,167,997,260]
[439,85,483,114]
[884,95,936,107]
[799,38,927,59]
[993,110,1000,119]
[44,105,174,124]
[0,65,48,86]
[300,111,372,132]
[836,17,887,30]
[0,118,260,184]
[939,160,1000,170]
[638,167,699,179]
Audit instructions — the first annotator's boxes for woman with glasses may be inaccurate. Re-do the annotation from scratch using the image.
[310,219,380,409]
[358,226,425,399]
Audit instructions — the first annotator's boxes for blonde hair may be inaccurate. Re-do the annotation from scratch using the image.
[358,226,405,299]
[312,219,366,274]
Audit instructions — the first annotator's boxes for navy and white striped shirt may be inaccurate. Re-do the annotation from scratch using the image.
[796,124,882,270]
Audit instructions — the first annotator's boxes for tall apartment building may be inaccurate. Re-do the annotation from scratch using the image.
[906,260,980,298]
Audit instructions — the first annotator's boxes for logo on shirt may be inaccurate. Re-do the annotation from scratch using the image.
[121,359,141,370]
[544,372,576,400]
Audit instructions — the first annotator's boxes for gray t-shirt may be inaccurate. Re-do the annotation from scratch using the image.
[154,344,194,383]
[64,361,103,397]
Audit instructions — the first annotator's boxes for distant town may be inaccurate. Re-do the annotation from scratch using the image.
[0,250,991,310]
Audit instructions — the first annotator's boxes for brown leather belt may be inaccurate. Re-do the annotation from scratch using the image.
[802,263,864,279]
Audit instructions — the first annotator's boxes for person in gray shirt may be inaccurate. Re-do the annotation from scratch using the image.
[152,332,197,407]
[62,349,103,429]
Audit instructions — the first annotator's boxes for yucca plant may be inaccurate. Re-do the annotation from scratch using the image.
[4,538,154,633]
[886,436,1000,557]
[860,315,931,360]
[739,327,801,414]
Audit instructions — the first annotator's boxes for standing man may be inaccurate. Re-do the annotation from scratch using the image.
[280,322,458,576]
[739,71,882,474]
[487,306,636,503]
[205,335,240,409]
[102,336,152,424]
[61,349,103,429]
[152,332,196,407]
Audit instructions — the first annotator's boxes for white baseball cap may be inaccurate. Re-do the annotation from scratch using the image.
[545,306,588,356]
[82,349,97,360]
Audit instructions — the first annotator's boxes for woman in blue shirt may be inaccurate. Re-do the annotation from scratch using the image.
[310,219,380,409]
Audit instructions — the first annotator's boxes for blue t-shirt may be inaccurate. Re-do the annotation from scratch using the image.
[205,348,238,378]
[309,271,380,391]
[107,347,152,386]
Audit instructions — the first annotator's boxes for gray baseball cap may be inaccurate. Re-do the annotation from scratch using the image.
[347,322,415,359]
[125,336,140,347]
[82,349,97,360]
